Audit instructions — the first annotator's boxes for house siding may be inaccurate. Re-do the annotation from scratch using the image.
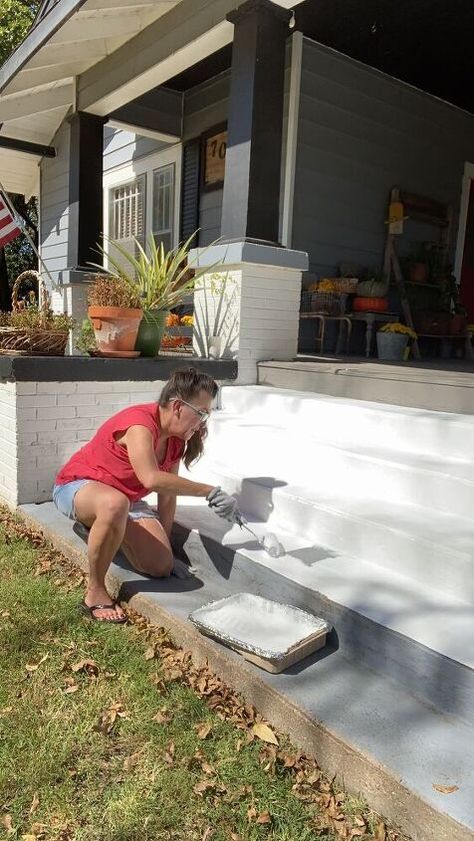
[39,120,70,301]
[293,38,474,276]
[103,126,170,173]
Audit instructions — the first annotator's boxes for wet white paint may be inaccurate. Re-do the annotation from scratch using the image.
[192,593,328,654]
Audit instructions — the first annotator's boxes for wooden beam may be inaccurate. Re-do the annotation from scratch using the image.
[0,83,73,122]
[0,135,55,158]
[0,0,88,94]
[77,0,238,115]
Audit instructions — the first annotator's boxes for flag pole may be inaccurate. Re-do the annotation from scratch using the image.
[0,181,59,293]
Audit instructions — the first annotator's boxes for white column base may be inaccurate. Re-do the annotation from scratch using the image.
[190,242,308,385]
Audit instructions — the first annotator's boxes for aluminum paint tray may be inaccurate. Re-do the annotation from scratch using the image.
[189,593,331,673]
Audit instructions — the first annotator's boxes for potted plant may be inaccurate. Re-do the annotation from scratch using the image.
[377,322,417,361]
[87,273,143,357]
[75,318,98,356]
[353,269,389,312]
[96,233,213,357]
[0,271,74,356]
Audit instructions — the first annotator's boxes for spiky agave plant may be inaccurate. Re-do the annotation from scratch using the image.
[93,232,219,312]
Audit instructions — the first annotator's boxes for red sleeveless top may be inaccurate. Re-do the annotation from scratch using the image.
[55,403,184,502]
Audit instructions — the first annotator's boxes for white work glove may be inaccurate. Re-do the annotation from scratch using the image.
[206,486,242,524]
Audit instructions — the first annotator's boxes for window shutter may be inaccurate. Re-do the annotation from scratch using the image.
[180,139,200,242]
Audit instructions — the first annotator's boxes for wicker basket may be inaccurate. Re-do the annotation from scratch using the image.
[0,271,69,356]
[310,292,348,315]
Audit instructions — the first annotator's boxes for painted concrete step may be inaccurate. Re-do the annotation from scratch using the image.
[172,501,474,726]
[207,415,474,520]
[219,385,474,460]
[183,457,474,604]
[20,501,474,841]
[257,358,474,414]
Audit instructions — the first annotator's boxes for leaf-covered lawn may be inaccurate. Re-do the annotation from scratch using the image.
[0,509,406,841]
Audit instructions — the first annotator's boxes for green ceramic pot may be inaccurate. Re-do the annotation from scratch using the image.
[135,309,169,357]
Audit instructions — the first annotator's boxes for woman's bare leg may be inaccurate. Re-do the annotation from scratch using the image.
[74,482,130,621]
[121,517,174,577]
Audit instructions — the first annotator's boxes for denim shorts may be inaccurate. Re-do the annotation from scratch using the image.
[52,479,160,522]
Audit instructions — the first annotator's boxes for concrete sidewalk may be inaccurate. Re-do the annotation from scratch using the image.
[18,500,474,841]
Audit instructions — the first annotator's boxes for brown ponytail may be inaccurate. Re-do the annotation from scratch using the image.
[159,367,218,468]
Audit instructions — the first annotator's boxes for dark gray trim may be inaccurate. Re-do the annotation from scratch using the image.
[0,135,55,158]
[68,111,105,268]
[180,139,201,241]
[220,0,291,243]
[110,87,183,138]
[0,0,89,94]
[0,356,238,382]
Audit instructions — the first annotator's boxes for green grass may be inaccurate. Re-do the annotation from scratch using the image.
[0,515,402,841]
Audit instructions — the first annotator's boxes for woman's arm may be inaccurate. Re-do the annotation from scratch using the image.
[125,425,214,497]
[157,460,179,539]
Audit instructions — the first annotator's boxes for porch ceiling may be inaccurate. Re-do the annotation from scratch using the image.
[0,0,303,195]
[0,0,181,193]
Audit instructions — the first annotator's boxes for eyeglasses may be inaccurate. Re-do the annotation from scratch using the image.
[176,398,210,425]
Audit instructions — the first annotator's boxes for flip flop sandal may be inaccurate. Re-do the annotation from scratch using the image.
[78,600,127,624]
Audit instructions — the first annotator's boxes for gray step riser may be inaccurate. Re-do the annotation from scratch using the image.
[218,399,474,461]
[173,523,474,726]
[209,424,474,520]
[256,366,474,416]
[189,462,473,603]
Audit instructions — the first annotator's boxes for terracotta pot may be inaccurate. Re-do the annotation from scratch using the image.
[353,297,389,313]
[409,262,429,284]
[88,306,143,354]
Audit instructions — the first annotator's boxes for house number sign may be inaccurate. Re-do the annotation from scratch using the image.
[204,130,227,187]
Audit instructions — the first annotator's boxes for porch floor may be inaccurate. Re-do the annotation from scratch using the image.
[258,354,474,413]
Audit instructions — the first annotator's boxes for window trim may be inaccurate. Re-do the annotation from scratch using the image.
[103,142,182,250]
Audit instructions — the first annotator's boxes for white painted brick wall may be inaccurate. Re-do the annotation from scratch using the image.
[0,380,167,506]
[0,383,18,507]
[193,263,302,385]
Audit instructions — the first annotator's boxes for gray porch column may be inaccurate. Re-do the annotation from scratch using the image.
[68,111,105,270]
[221,0,291,244]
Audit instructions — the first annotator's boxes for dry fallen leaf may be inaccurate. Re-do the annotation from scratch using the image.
[25,654,49,672]
[196,722,212,740]
[71,659,99,676]
[374,822,387,841]
[193,780,216,796]
[201,761,215,776]
[432,783,459,794]
[123,751,142,771]
[256,811,272,825]
[29,792,40,814]
[246,806,257,823]
[144,646,156,660]
[201,828,214,841]
[153,708,173,725]
[1,814,13,834]
[230,834,242,841]
[63,684,80,695]
[252,722,279,746]
[21,835,37,841]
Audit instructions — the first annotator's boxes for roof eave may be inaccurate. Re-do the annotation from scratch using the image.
[0,0,89,94]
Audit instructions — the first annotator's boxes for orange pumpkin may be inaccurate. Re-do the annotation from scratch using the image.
[353,297,389,313]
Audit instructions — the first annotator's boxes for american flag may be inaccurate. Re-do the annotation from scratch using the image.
[0,193,22,249]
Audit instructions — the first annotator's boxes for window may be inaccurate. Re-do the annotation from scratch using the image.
[153,164,175,253]
[103,143,182,267]
[110,176,145,244]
